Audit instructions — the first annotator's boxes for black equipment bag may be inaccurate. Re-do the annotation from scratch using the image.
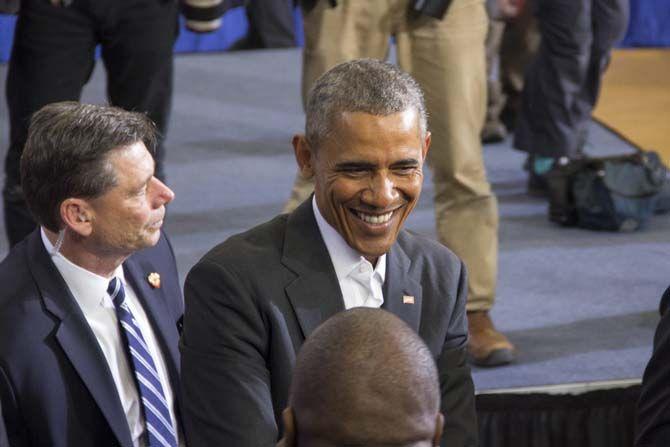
[545,151,668,231]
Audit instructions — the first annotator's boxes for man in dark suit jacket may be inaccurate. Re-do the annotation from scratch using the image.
[0,102,184,447]
[636,286,670,446]
[181,59,477,447]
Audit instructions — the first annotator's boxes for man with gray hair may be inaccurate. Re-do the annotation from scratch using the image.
[182,59,477,447]
[278,308,444,447]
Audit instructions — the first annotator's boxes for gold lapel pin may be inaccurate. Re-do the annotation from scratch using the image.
[147,272,161,289]
[403,295,415,305]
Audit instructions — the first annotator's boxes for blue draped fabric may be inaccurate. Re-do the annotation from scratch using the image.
[0,0,665,62]
[620,0,670,47]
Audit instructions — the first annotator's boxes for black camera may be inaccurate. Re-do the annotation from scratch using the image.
[411,0,453,19]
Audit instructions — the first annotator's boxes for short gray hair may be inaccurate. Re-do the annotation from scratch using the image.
[305,59,428,149]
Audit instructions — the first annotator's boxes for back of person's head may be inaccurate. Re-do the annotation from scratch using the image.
[20,101,158,233]
[279,308,443,447]
[304,58,428,150]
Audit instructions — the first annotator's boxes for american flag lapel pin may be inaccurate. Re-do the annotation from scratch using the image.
[403,295,415,304]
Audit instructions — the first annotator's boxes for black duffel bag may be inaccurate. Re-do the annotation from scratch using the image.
[545,150,668,231]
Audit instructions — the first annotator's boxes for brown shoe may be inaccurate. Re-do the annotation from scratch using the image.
[467,311,516,367]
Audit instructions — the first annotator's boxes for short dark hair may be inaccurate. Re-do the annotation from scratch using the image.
[305,58,428,149]
[289,308,440,445]
[21,102,158,232]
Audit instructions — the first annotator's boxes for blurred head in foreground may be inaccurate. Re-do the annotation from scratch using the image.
[279,308,443,447]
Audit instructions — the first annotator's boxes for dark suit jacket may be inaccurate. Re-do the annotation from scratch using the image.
[181,199,478,447]
[636,286,670,446]
[0,230,184,447]
[0,401,8,447]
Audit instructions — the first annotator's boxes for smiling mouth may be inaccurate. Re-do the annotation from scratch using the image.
[352,209,397,225]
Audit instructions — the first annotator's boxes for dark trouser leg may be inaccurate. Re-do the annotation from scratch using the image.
[499,1,540,130]
[246,0,296,48]
[101,0,178,181]
[514,0,592,159]
[572,0,629,148]
[4,0,95,246]
[482,19,507,142]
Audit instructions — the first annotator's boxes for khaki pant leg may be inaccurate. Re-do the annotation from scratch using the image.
[396,0,497,311]
[283,0,391,213]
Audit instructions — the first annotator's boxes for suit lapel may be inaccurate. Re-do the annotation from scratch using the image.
[382,238,423,332]
[123,258,181,400]
[282,199,345,339]
[26,232,133,447]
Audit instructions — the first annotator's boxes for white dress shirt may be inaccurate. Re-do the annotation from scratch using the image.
[312,197,386,309]
[41,229,182,447]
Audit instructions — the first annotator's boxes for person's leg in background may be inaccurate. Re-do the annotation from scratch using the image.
[482,17,508,144]
[283,0,391,212]
[499,0,540,131]
[571,0,629,151]
[4,0,96,246]
[245,0,296,49]
[101,0,179,182]
[513,0,593,195]
[397,0,515,366]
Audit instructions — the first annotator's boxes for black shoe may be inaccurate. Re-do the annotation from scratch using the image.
[481,122,507,144]
[527,170,550,197]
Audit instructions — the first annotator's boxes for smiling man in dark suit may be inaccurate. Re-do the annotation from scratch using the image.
[181,59,477,447]
[0,102,184,447]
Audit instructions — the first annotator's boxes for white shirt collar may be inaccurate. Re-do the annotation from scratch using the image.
[41,227,126,313]
[312,196,386,284]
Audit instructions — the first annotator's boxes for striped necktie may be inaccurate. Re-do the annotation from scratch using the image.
[108,277,178,447]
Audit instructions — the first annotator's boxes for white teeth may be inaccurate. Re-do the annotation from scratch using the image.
[356,211,393,224]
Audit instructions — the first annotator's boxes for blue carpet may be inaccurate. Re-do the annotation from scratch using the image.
[0,48,667,391]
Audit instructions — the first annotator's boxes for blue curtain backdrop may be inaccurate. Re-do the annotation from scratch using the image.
[0,0,667,62]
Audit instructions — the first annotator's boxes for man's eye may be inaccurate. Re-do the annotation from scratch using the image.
[394,166,418,175]
[341,168,368,177]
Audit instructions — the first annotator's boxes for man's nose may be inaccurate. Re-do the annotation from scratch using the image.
[152,177,175,206]
[363,173,398,209]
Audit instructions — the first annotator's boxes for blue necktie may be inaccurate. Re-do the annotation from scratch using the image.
[108,277,178,447]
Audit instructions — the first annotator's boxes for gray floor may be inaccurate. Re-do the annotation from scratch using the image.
[1,48,668,391]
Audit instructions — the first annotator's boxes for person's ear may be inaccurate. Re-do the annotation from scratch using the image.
[277,407,296,447]
[292,134,314,179]
[60,198,93,237]
[433,412,444,446]
[422,131,431,161]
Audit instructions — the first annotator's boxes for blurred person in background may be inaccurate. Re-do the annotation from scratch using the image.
[513,0,629,195]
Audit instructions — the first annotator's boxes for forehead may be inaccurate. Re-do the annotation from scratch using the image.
[106,141,154,184]
[319,109,424,161]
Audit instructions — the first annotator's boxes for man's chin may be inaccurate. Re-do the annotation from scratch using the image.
[350,239,394,262]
